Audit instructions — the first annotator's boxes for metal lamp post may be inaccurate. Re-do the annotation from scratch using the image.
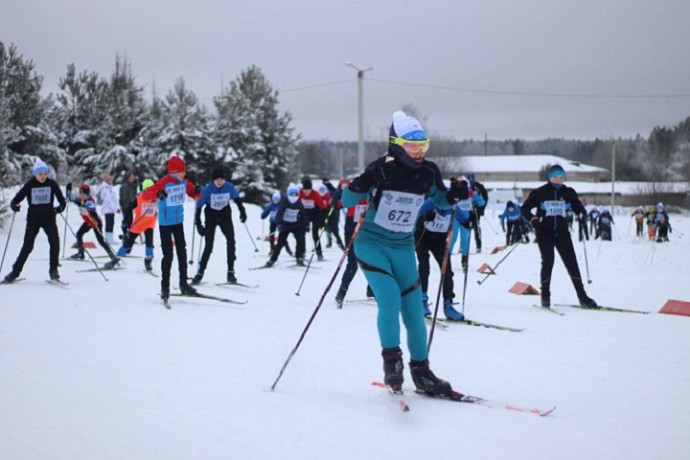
[345,62,374,173]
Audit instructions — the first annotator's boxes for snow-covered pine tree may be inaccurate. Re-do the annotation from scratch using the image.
[53,64,111,184]
[213,66,300,204]
[97,55,146,181]
[0,42,54,184]
[155,77,213,184]
[133,88,167,180]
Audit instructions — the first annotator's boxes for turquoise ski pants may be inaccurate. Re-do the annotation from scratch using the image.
[355,239,428,362]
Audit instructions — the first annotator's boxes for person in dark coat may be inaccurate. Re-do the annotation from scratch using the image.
[521,164,596,308]
[3,159,66,283]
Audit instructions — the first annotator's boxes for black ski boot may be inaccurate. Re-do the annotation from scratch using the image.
[382,347,404,389]
[227,271,237,284]
[191,272,204,285]
[3,271,19,284]
[70,249,85,260]
[264,259,276,268]
[49,269,60,281]
[295,258,306,267]
[144,256,153,272]
[366,285,376,299]
[103,256,120,270]
[161,282,170,301]
[541,286,551,307]
[579,296,598,308]
[179,281,198,296]
[335,287,347,308]
[410,360,453,396]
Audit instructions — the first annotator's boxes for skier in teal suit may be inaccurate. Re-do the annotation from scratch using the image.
[341,111,468,396]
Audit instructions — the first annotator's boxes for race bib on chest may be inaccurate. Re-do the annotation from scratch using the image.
[374,190,425,233]
[269,210,277,220]
[458,199,472,212]
[543,200,566,217]
[302,199,315,209]
[31,187,51,205]
[425,213,451,233]
[210,192,230,210]
[283,208,299,223]
[166,184,186,207]
[353,204,367,222]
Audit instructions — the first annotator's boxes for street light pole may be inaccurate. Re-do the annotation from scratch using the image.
[611,139,616,215]
[346,62,374,173]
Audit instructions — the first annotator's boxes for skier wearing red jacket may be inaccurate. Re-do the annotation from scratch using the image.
[299,177,328,261]
[141,156,201,300]
[66,183,120,268]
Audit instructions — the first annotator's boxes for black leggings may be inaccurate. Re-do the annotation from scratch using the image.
[416,234,454,300]
[159,223,188,287]
[536,228,586,299]
[12,217,60,274]
[198,216,236,273]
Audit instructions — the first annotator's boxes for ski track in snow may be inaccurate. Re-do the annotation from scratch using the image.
[1,197,689,460]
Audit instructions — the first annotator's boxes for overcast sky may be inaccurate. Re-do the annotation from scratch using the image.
[2,0,690,142]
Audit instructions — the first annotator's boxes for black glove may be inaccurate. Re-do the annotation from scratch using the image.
[239,209,247,223]
[10,202,20,213]
[66,183,72,195]
[196,222,205,236]
[424,210,436,222]
[54,203,66,214]
[157,189,167,200]
[446,179,469,203]
[194,184,201,196]
[530,217,540,228]
[461,255,469,274]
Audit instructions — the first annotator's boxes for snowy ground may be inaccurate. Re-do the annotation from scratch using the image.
[1,198,689,460]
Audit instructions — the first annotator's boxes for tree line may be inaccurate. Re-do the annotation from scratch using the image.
[2,40,689,212]
[0,42,299,206]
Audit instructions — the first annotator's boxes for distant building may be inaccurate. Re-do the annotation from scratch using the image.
[438,154,610,182]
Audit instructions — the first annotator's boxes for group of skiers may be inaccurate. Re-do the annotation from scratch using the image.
[1,110,680,402]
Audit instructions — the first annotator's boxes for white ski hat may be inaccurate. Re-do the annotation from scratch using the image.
[32,158,49,175]
[390,111,427,141]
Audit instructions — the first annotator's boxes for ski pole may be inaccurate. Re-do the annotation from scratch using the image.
[59,213,109,281]
[482,212,499,235]
[86,214,119,260]
[0,212,17,274]
[476,242,519,286]
[189,221,196,265]
[61,203,69,258]
[294,221,330,296]
[582,237,592,284]
[242,222,260,253]
[196,236,204,270]
[271,203,369,391]
[428,205,456,352]
[458,222,473,312]
[294,207,336,296]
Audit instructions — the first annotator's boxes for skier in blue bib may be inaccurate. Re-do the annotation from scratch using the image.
[191,167,247,285]
[342,111,468,396]
[521,164,596,308]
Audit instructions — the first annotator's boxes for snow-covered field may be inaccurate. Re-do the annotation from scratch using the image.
[1,197,689,460]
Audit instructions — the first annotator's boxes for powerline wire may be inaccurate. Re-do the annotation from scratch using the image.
[368,78,690,99]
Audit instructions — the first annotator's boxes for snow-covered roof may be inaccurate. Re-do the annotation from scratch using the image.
[482,181,690,195]
[439,154,608,174]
